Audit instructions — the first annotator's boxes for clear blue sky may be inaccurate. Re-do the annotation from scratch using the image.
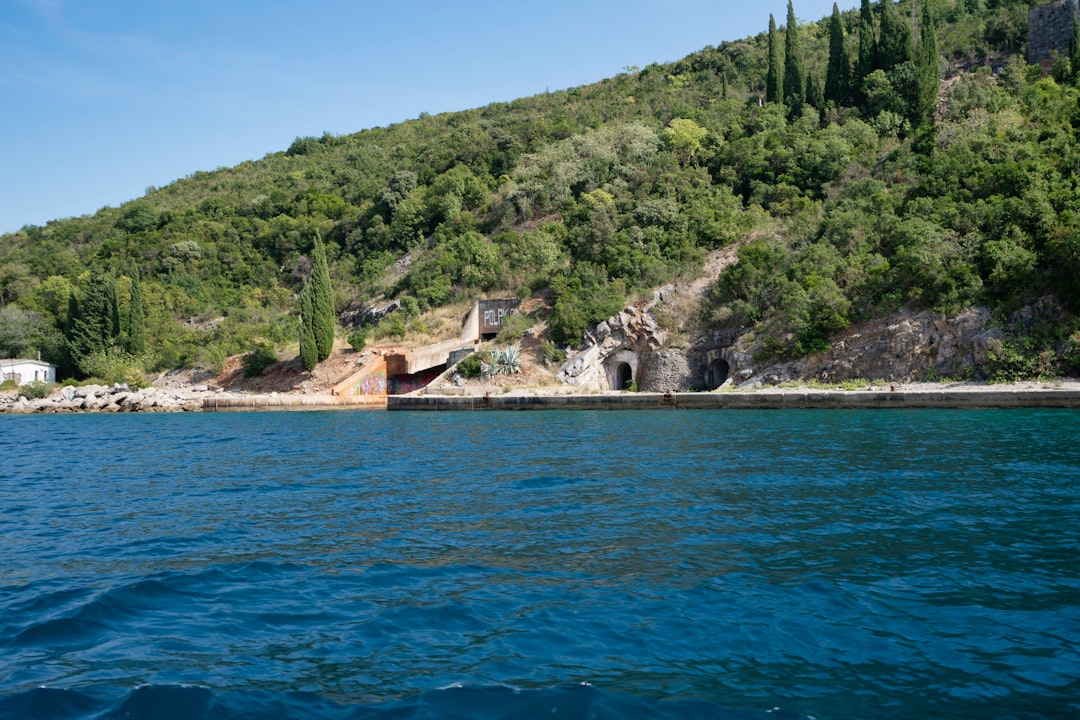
[1,0,858,234]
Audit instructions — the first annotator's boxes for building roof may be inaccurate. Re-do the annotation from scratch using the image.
[0,358,58,368]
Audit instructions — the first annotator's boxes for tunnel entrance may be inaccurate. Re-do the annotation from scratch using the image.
[706,358,730,389]
[614,362,634,390]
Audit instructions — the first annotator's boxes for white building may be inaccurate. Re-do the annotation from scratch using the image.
[0,359,57,386]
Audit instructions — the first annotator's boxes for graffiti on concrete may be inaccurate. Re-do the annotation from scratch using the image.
[479,299,520,335]
[389,367,444,395]
[348,370,387,396]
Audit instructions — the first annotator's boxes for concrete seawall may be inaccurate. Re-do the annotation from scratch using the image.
[202,394,387,411]
[388,388,1080,411]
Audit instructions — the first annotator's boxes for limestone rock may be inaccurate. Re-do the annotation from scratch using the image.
[732,306,1007,387]
[75,385,107,399]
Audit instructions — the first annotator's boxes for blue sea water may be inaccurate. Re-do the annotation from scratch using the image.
[1,409,1078,719]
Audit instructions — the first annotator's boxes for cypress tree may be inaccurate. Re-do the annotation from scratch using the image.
[766,14,783,104]
[126,263,146,356]
[299,280,318,371]
[310,231,335,362]
[825,3,851,106]
[64,269,120,376]
[856,0,877,104]
[807,72,825,110]
[63,292,81,377]
[783,0,806,111]
[878,0,912,72]
[108,280,121,342]
[916,0,940,128]
[65,293,80,341]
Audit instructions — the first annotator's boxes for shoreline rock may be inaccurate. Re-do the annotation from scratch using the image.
[0,383,216,414]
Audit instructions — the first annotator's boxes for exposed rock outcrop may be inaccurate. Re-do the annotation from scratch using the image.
[556,297,1065,392]
[728,307,1005,387]
[340,298,401,330]
[557,304,704,391]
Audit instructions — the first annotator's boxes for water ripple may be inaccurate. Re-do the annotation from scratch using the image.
[1,409,1078,719]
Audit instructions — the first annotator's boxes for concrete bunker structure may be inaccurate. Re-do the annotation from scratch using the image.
[605,349,640,390]
[461,298,521,341]
[337,298,522,396]
[705,351,732,390]
[558,306,745,392]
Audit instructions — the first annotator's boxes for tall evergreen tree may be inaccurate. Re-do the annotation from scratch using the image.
[766,14,783,104]
[62,292,81,377]
[916,0,940,128]
[856,0,877,104]
[299,279,318,371]
[126,263,146,355]
[108,281,121,342]
[64,269,120,376]
[807,72,825,110]
[310,231,335,362]
[783,0,806,111]
[878,0,912,72]
[825,3,851,106]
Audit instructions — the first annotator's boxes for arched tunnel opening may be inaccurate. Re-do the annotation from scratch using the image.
[614,362,634,390]
[707,358,730,389]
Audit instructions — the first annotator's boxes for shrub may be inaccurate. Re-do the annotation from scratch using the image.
[548,264,628,346]
[0,378,18,391]
[348,327,367,352]
[399,295,420,319]
[985,340,1058,383]
[494,311,534,344]
[243,341,279,378]
[22,381,53,399]
[456,352,489,379]
[79,348,144,387]
[541,339,565,365]
[372,312,407,340]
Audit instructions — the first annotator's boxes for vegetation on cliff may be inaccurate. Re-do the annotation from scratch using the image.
[1,0,1077,383]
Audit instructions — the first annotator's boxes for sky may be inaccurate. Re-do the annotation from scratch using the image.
[0,0,860,235]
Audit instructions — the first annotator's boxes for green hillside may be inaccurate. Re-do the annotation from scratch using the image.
[2,0,1078,384]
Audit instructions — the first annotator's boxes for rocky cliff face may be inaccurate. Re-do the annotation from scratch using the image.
[558,297,1067,392]
[732,307,1005,387]
[734,297,1073,387]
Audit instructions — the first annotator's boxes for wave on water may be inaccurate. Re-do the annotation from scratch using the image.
[0,683,813,720]
[3,410,1079,720]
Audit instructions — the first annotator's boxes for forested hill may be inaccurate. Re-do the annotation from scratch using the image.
[2,0,1079,384]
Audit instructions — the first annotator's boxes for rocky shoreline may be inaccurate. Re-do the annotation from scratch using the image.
[0,383,222,414]
[4,378,1080,414]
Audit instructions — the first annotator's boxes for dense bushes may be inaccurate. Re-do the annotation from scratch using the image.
[242,341,279,378]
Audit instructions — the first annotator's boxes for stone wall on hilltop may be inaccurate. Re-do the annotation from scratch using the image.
[1029,0,1079,66]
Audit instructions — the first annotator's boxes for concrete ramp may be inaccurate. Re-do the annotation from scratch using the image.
[385,339,473,376]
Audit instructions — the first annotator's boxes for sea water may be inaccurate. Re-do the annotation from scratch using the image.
[1,409,1077,719]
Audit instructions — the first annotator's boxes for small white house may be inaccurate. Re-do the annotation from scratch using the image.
[0,359,57,386]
